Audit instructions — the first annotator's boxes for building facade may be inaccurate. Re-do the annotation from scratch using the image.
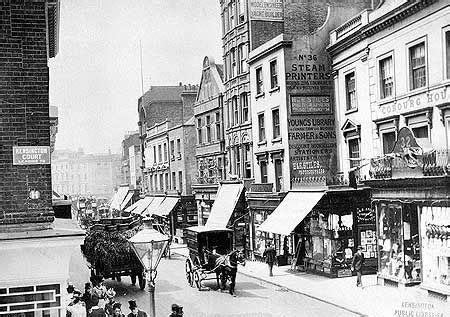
[191,56,227,225]
[120,131,141,190]
[0,1,84,316]
[51,149,121,198]
[329,0,449,298]
[245,1,376,273]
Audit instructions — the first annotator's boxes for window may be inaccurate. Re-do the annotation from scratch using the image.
[232,96,239,125]
[178,171,183,192]
[235,146,241,177]
[258,113,265,142]
[163,143,167,161]
[345,72,356,111]
[231,48,236,78]
[256,66,264,95]
[270,59,278,89]
[172,171,176,190]
[153,146,157,163]
[197,118,202,144]
[165,173,169,191]
[149,175,153,191]
[229,1,235,29]
[238,44,247,73]
[411,126,429,139]
[244,144,251,178]
[224,53,229,80]
[238,0,245,23]
[176,139,181,156]
[215,112,221,140]
[224,7,229,32]
[158,144,162,162]
[240,93,249,122]
[445,31,450,79]
[217,157,223,180]
[206,115,212,142]
[159,174,163,191]
[274,158,283,192]
[272,108,280,139]
[382,131,396,154]
[348,138,360,169]
[260,161,268,183]
[170,140,174,158]
[380,56,393,99]
[409,42,426,89]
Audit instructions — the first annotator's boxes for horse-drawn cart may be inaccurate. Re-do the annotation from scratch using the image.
[183,226,244,294]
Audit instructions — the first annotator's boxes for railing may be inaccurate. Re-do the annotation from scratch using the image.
[369,149,449,179]
[335,14,362,38]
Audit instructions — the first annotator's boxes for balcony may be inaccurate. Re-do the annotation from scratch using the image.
[369,149,449,179]
[326,169,369,187]
[248,183,273,193]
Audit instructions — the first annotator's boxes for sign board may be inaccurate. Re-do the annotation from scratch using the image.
[249,0,283,21]
[12,146,50,165]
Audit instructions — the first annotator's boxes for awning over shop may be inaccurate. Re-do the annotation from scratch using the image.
[130,197,154,215]
[110,186,129,210]
[120,191,134,210]
[257,191,325,236]
[143,196,164,217]
[152,197,179,217]
[205,182,244,230]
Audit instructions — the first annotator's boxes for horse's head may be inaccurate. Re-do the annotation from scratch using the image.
[230,250,246,267]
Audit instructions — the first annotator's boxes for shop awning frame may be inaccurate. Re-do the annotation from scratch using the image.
[152,197,180,217]
[120,191,134,210]
[110,186,130,210]
[257,190,325,236]
[142,196,165,217]
[130,197,154,215]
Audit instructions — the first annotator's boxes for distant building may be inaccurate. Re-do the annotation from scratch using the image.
[51,149,121,198]
[329,0,449,298]
[0,1,84,316]
[120,131,142,190]
[191,56,226,225]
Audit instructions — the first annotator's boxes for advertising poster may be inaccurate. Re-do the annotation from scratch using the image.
[249,0,283,21]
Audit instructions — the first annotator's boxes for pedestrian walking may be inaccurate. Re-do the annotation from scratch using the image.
[169,303,183,317]
[67,291,86,317]
[351,246,365,287]
[88,296,106,317]
[104,288,117,316]
[82,283,93,315]
[127,300,147,317]
[263,242,276,277]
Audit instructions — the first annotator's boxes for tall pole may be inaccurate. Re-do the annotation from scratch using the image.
[148,280,155,317]
[139,40,144,95]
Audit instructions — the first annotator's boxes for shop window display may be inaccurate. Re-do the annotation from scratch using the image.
[421,206,450,293]
[377,203,421,283]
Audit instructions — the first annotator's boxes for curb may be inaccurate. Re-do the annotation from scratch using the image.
[171,249,367,317]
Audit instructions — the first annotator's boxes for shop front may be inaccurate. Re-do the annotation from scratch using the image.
[257,188,375,277]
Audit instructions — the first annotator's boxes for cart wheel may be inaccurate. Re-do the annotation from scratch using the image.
[185,259,194,287]
[193,270,202,290]
[130,274,137,286]
[138,272,146,290]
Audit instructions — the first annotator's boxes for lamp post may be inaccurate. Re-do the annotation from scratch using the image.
[129,218,170,317]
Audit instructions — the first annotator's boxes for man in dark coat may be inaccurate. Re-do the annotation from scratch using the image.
[88,296,106,317]
[263,242,276,277]
[351,246,365,287]
[127,300,147,317]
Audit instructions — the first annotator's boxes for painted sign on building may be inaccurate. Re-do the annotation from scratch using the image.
[12,146,50,165]
[249,0,283,21]
[288,96,336,187]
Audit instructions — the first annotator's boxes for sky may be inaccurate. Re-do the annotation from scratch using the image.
[49,0,222,154]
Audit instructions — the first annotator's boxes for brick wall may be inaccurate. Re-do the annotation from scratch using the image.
[250,20,284,50]
[0,0,53,229]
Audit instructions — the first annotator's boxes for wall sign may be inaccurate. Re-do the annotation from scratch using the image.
[12,146,50,165]
[249,0,283,21]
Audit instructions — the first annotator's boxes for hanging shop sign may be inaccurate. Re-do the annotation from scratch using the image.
[249,0,283,21]
[12,146,50,165]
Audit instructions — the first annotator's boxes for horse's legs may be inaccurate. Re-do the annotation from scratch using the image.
[216,271,220,289]
[220,270,227,290]
[229,269,236,295]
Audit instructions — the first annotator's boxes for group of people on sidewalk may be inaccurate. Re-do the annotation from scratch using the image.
[65,276,147,317]
[262,242,365,287]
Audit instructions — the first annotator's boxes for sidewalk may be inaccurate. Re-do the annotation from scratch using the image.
[170,243,448,317]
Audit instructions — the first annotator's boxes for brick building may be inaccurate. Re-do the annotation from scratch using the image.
[0,1,84,315]
[137,85,199,236]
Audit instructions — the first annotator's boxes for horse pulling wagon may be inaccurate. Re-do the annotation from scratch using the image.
[183,226,245,295]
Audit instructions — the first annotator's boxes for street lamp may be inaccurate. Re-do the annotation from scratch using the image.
[128,218,170,317]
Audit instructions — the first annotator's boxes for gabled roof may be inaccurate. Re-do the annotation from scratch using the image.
[141,86,185,105]
[195,56,225,104]
[341,118,360,133]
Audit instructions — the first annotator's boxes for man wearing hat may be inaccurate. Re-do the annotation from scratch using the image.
[112,303,124,317]
[169,304,183,317]
[351,246,365,287]
[104,288,117,316]
[127,300,147,317]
